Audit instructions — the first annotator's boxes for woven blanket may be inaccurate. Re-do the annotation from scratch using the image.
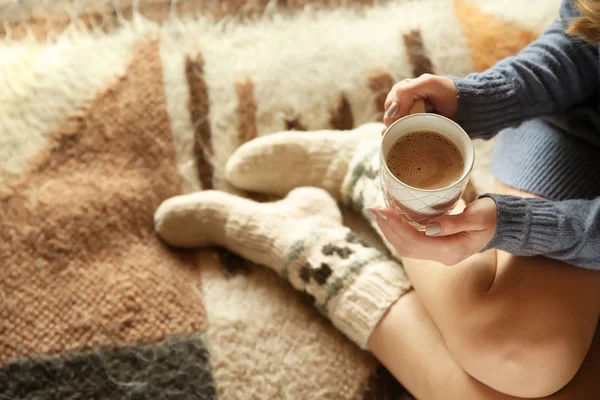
[0,0,560,398]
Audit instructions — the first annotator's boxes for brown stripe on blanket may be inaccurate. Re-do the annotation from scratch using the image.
[0,0,390,41]
[0,13,118,41]
[402,30,434,77]
[0,39,207,364]
[235,77,258,145]
[285,118,307,131]
[185,54,214,190]
[362,364,414,400]
[0,335,217,399]
[453,0,539,72]
[330,95,354,130]
[368,69,394,120]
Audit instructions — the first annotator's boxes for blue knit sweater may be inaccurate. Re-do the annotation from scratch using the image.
[451,0,600,270]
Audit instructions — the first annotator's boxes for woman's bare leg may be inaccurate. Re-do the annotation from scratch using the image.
[369,291,600,400]
[400,248,600,397]
[370,180,600,398]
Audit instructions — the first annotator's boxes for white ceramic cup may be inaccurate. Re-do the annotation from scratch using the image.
[379,113,474,228]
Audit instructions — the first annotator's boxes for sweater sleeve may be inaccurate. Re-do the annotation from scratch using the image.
[451,0,599,139]
[481,194,600,270]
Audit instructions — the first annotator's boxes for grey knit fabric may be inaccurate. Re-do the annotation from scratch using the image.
[450,0,600,269]
[452,0,598,141]
[490,118,600,201]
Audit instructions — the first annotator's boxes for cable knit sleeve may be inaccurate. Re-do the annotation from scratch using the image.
[450,0,599,139]
[481,194,600,270]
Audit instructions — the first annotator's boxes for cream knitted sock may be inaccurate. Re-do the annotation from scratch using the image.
[154,187,411,349]
[225,123,383,220]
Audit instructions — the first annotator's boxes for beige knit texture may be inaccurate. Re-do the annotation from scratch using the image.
[0,39,208,364]
[225,123,381,199]
[155,187,411,348]
[226,124,419,257]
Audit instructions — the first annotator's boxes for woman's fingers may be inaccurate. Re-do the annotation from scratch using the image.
[384,79,412,110]
[425,198,498,237]
[370,207,476,266]
[383,80,420,126]
[383,74,458,126]
[368,208,409,253]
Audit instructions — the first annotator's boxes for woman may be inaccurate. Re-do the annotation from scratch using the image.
[379,0,600,271]
[365,0,600,396]
[154,0,600,398]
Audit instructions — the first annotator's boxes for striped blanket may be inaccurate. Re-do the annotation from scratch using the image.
[0,0,559,398]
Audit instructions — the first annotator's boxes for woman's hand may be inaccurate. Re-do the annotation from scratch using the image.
[384,74,458,127]
[369,197,498,266]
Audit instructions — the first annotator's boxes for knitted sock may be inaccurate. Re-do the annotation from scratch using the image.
[154,187,411,349]
[225,123,384,220]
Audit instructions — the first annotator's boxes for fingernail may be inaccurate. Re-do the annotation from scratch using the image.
[366,208,377,221]
[425,222,441,236]
[385,102,399,119]
[375,209,387,221]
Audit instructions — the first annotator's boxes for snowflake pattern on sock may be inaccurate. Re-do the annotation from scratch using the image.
[340,141,383,216]
[281,225,386,317]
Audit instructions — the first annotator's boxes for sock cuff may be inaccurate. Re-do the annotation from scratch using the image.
[331,260,411,349]
[340,141,380,210]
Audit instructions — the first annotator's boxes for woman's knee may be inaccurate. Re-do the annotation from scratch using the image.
[436,248,600,397]
[449,329,589,398]
[439,268,597,399]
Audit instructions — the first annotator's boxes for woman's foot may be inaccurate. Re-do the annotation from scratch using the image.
[225,122,384,220]
[154,187,411,348]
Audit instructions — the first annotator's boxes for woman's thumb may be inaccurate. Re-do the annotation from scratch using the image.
[424,205,489,236]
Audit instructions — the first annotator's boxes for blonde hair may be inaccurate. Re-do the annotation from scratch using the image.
[566,0,600,43]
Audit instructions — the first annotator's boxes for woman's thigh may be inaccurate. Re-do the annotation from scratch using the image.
[369,291,600,400]
[398,180,600,397]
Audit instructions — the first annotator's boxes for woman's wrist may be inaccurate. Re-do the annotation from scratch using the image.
[479,194,561,256]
